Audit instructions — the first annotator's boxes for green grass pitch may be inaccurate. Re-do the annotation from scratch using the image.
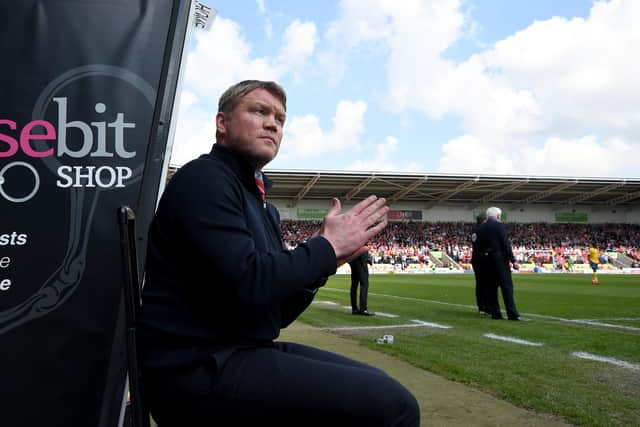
[299,274,640,427]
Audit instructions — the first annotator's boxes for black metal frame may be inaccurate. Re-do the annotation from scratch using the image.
[118,206,151,427]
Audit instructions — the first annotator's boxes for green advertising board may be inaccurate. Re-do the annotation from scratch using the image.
[297,208,328,220]
[555,211,588,223]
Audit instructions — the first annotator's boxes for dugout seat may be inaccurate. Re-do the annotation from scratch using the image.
[118,206,153,427]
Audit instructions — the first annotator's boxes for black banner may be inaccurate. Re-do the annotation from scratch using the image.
[0,1,191,426]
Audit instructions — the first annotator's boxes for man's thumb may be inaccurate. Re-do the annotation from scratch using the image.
[326,197,341,217]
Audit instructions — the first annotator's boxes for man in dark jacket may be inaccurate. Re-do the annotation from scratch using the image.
[138,80,419,426]
[475,207,521,320]
[471,212,489,314]
[349,251,373,315]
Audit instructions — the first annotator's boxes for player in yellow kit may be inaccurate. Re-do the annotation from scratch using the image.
[588,247,600,285]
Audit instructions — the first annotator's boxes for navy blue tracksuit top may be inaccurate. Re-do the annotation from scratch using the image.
[138,144,337,370]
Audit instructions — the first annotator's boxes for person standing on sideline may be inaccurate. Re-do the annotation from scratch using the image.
[566,255,574,272]
[475,207,522,321]
[470,212,489,315]
[349,251,373,315]
[588,246,600,285]
[137,80,419,426]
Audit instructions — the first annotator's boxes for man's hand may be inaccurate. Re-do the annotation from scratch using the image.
[318,196,388,267]
[512,262,520,271]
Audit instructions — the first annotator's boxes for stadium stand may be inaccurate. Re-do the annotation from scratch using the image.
[280,220,640,273]
[166,165,640,274]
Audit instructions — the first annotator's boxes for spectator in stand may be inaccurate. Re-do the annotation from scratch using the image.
[279,220,640,272]
[599,253,608,265]
[566,256,574,271]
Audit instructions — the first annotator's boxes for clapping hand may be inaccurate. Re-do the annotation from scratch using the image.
[318,196,389,267]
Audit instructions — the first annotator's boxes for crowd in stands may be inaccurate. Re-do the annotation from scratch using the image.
[280,220,640,269]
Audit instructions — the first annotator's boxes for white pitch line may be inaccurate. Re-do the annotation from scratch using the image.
[314,300,401,318]
[374,312,400,318]
[337,306,398,318]
[567,319,640,332]
[322,288,479,310]
[325,319,452,332]
[321,288,640,333]
[572,352,640,371]
[326,323,430,331]
[410,319,452,329]
[483,333,544,347]
[579,317,640,322]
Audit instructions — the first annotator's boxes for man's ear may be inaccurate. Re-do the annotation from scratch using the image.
[216,112,227,135]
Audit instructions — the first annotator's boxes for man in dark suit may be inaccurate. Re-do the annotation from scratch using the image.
[349,251,373,315]
[475,207,522,321]
[471,212,489,315]
[137,80,419,426]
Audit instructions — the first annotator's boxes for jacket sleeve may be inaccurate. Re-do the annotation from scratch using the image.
[280,288,317,328]
[274,206,327,327]
[499,224,516,263]
[169,160,337,305]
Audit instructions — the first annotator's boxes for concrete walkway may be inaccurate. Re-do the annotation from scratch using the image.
[279,322,571,427]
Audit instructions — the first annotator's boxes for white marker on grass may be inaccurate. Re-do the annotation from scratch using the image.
[410,320,452,329]
[572,352,640,371]
[483,333,544,347]
[568,319,640,332]
[372,312,399,318]
[327,319,452,331]
[338,305,399,317]
[327,323,428,331]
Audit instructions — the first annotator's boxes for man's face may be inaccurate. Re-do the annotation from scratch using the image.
[216,88,286,170]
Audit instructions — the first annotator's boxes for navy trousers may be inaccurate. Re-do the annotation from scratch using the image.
[350,270,370,312]
[471,259,490,313]
[486,259,519,319]
[146,341,420,426]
